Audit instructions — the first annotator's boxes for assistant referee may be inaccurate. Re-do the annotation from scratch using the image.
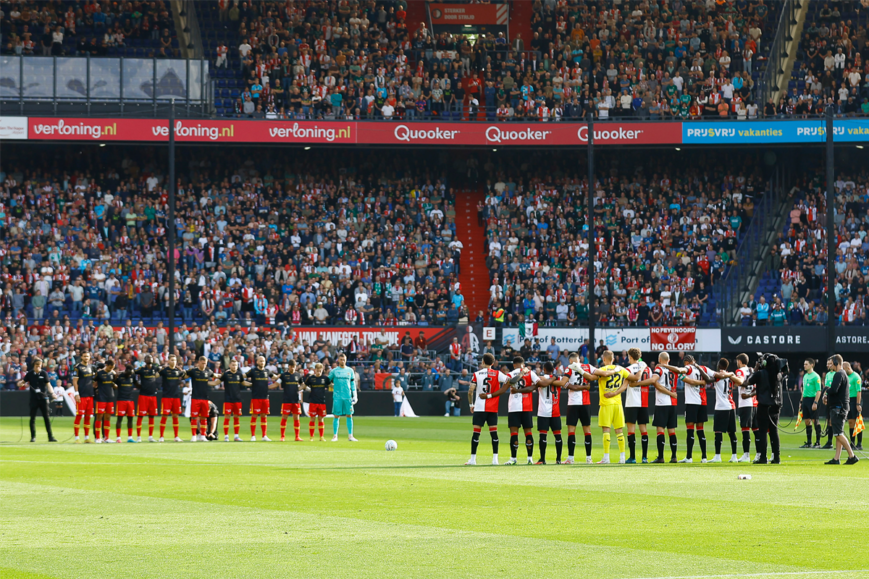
[18,359,59,442]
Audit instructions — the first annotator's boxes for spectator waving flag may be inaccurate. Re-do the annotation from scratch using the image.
[519,321,538,340]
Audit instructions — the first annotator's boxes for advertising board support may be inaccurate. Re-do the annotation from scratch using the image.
[587,112,595,360]
[826,106,835,358]
[167,103,176,354]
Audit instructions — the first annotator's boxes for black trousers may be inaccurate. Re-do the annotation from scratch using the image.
[30,397,54,440]
[756,403,780,460]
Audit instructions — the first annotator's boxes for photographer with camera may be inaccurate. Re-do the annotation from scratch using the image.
[824,355,859,465]
[742,353,787,464]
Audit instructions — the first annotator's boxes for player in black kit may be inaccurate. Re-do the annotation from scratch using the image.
[303,363,331,441]
[279,360,304,441]
[134,355,161,442]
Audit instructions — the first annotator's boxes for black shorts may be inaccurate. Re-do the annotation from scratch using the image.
[830,407,848,437]
[624,406,650,425]
[737,406,758,430]
[800,397,817,420]
[472,411,498,428]
[713,409,736,433]
[566,405,591,428]
[537,416,563,433]
[508,411,533,430]
[847,398,859,420]
[653,406,677,429]
[685,404,708,424]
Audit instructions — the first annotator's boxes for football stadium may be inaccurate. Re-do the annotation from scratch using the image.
[0,1,868,578]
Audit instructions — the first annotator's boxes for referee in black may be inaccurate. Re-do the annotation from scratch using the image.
[18,359,59,442]
[824,355,859,465]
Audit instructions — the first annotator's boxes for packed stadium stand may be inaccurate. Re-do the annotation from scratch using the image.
[479,150,768,328]
[789,0,869,117]
[1,0,180,58]
[752,171,869,326]
[196,0,785,119]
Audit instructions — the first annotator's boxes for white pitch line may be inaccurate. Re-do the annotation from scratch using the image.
[624,570,868,579]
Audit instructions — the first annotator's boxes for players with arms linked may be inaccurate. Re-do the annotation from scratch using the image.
[658,355,712,463]
[565,353,615,464]
[623,348,659,464]
[728,354,758,462]
[693,360,738,463]
[593,350,638,464]
[535,361,568,465]
[504,356,544,465]
[651,352,679,463]
[465,353,524,466]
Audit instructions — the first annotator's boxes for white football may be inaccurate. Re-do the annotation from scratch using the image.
[385,440,398,451]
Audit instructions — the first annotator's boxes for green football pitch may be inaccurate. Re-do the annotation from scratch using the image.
[0,416,866,579]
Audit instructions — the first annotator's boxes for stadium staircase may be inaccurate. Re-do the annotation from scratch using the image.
[405,0,429,37]
[456,188,490,321]
[510,1,534,55]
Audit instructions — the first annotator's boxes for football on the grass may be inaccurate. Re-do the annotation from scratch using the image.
[385,440,398,451]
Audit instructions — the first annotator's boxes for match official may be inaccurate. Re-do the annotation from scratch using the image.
[19,359,58,442]
[824,355,859,465]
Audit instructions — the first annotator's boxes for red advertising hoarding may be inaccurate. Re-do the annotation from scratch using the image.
[650,327,697,351]
[24,117,683,146]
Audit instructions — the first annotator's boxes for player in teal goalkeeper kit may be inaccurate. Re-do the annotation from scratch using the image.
[328,354,358,441]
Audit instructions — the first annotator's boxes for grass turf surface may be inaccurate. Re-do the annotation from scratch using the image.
[0,416,866,579]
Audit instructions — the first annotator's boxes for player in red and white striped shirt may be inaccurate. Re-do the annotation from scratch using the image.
[624,348,658,464]
[651,352,679,463]
[729,353,758,462]
[564,353,611,464]
[466,353,522,466]
[695,359,739,463]
[659,355,711,463]
[536,362,569,464]
[504,356,545,465]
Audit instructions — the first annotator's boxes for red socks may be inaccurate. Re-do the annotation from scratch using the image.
[309,421,315,438]
[294,417,300,439]
[260,417,267,437]
[280,417,287,439]
[233,417,239,435]
[250,417,257,437]
[224,417,230,436]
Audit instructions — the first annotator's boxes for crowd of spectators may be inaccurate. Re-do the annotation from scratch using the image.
[750,171,869,326]
[0,146,470,333]
[789,1,869,117]
[1,0,179,59]
[479,151,767,328]
[205,0,789,120]
[0,144,480,391]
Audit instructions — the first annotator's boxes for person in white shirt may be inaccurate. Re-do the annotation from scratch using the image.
[381,103,395,119]
[392,382,405,416]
